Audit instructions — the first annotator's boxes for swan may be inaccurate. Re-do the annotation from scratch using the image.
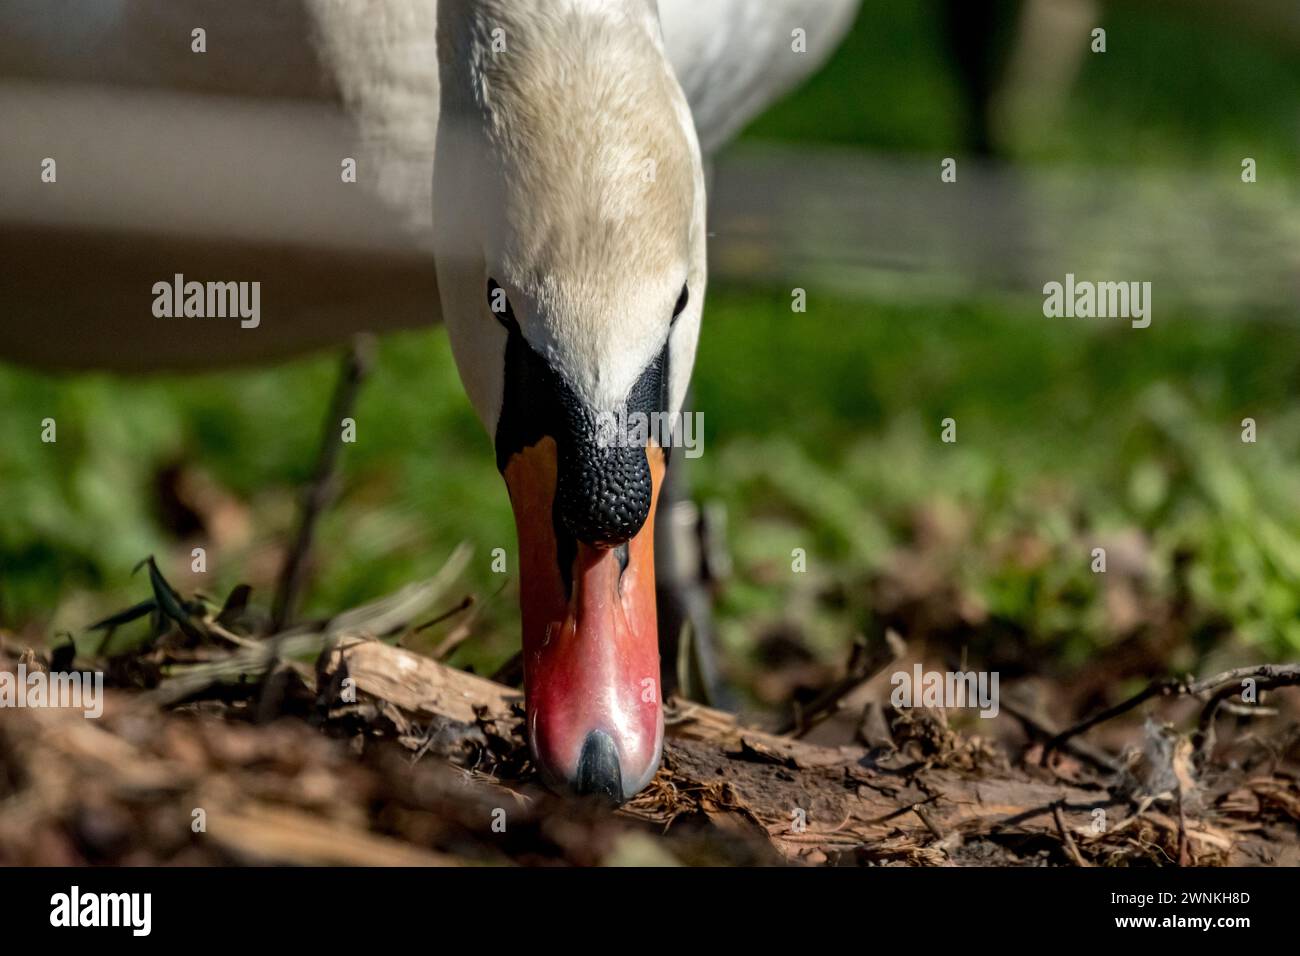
[0,0,859,801]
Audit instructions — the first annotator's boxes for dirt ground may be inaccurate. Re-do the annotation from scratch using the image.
[1,560,1298,867]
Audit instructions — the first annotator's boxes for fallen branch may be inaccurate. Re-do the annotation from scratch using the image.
[1041,664,1300,767]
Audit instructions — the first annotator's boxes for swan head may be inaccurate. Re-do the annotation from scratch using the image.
[432,0,705,802]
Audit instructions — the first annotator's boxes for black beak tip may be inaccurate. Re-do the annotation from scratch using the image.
[575,730,625,804]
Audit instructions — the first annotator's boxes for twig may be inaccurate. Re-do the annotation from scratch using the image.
[999,697,1119,773]
[415,596,475,634]
[272,334,375,632]
[428,579,510,661]
[1052,801,1091,867]
[861,793,941,827]
[430,622,475,662]
[152,545,470,706]
[1218,701,1277,719]
[1040,664,1300,767]
[1040,680,1175,767]
[913,805,946,843]
[1197,669,1300,741]
[1176,791,1191,866]
[777,630,904,737]
[202,619,261,649]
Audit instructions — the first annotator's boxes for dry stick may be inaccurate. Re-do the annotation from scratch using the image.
[1197,672,1300,742]
[152,553,471,707]
[1052,801,1091,867]
[430,618,476,662]
[272,334,375,632]
[414,596,475,634]
[1039,680,1173,768]
[999,698,1119,773]
[1041,663,1300,768]
[1218,701,1277,719]
[1176,791,1191,866]
[913,805,947,843]
[777,632,904,737]
[862,793,940,827]
[429,579,510,661]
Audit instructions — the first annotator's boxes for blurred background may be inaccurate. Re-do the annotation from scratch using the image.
[2,0,1299,732]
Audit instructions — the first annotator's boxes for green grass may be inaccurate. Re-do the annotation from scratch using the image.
[3,287,1299,679]
[693,290,1300,668]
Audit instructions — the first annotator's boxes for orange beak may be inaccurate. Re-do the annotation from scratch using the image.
[503,437,665,802]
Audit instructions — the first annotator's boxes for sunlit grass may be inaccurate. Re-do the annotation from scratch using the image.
[3,286,1298,684]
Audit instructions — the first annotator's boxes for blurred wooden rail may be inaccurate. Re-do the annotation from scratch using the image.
[709,144,1300,319]
[0,81,437,371]
[4,62,1298,373]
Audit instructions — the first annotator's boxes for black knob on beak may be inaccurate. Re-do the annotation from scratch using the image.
[555,438,652,548]
[574,729,625,803]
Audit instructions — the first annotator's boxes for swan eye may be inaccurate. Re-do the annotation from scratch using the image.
[672,284,689,322]
[487,278,514,327]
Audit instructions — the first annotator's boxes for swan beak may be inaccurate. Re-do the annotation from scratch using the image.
[503,437,665,803]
